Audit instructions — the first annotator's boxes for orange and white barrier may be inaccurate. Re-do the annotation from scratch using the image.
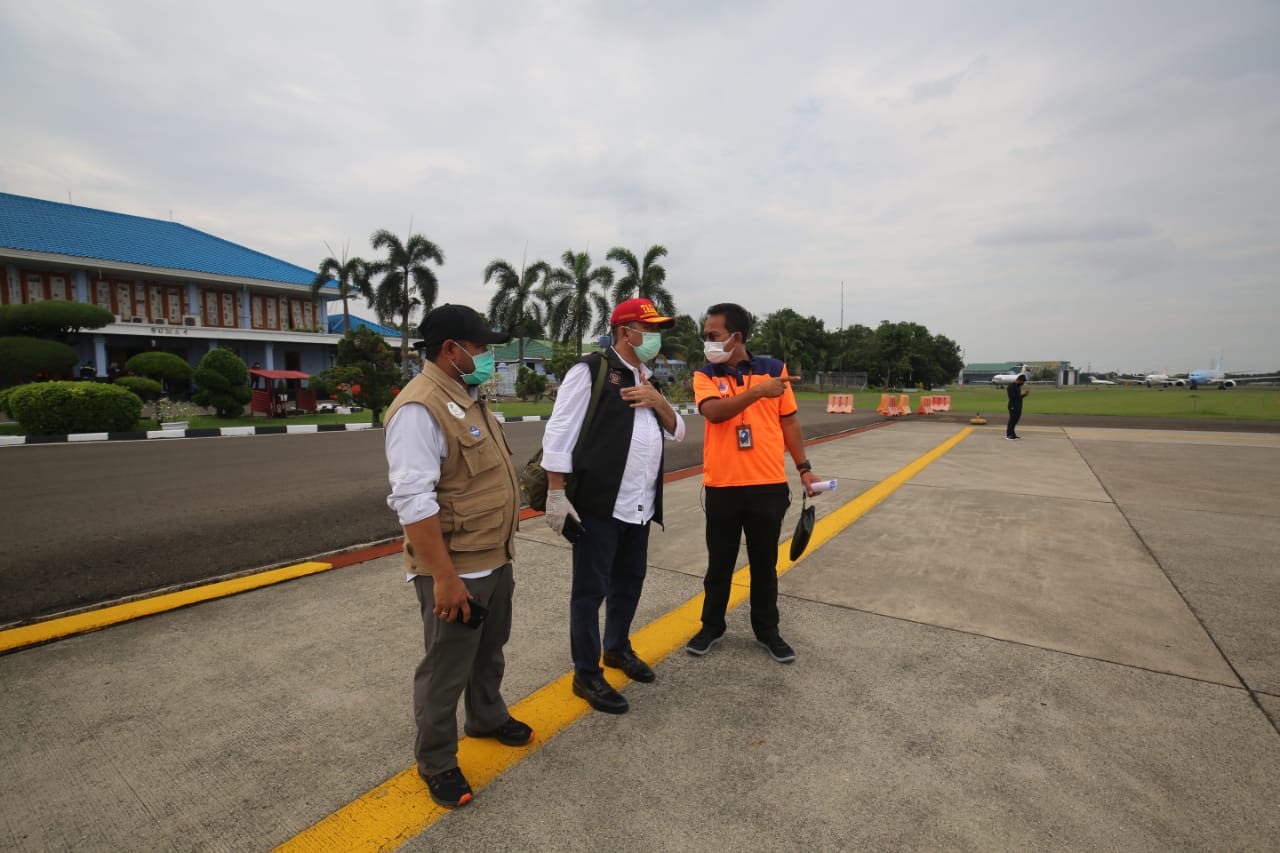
[826,393,855,413]
[877,394,913,417]
[914,394,953,414]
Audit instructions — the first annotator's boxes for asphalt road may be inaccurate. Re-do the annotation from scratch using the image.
[0,402,883,624]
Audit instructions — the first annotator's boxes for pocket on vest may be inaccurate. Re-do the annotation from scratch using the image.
[458,430,501,477]
[441,489,509,552]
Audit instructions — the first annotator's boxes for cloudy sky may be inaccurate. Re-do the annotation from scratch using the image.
[2,0,1277,373]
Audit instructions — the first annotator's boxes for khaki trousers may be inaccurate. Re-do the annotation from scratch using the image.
[412,564,514,776]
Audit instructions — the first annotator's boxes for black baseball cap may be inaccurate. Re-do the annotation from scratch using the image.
[415,304,512,349]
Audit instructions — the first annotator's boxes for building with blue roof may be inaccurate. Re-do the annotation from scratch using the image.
[0,192,388,382]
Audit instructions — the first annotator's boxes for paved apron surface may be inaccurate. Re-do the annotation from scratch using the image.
[2,422,1278,851]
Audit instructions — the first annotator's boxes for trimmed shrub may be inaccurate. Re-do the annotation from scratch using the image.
[0,386,14,416]
[124,351,194,382]
[0,300,114,339]
[6,381,142,435]
[0,337,78,386]
[192,347,251,417]
[115,376,164,400]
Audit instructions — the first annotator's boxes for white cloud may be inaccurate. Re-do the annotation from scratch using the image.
[2,0,1278,371]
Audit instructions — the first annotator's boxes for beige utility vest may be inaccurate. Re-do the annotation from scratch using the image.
[384,360,520,575]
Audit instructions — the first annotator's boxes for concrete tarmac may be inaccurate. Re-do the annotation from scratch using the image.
[2,421,1278,850]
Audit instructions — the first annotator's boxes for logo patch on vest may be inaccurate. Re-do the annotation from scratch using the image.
[469,426,482,438]
[446,401,465,419]
[608,371,623,385]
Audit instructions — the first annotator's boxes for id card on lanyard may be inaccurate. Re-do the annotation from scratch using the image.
[737,369,754,451]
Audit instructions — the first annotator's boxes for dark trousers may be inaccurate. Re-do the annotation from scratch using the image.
[571,514,651,678]
[700,483,790,639]
[1007,404,1022,437]
[412,564,513,776]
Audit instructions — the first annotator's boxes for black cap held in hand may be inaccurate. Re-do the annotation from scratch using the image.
[416,304,512,349]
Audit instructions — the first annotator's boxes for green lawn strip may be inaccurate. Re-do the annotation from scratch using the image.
[5,387,1274,438]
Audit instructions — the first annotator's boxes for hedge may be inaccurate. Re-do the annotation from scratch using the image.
[5,381,143,435]
[0,337,78,386]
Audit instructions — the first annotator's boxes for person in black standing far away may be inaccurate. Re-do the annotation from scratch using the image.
[1006,374,1028,440]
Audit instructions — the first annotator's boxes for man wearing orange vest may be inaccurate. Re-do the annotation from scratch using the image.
[687,302,821,663]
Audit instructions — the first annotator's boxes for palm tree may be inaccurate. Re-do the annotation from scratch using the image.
[483,257,549,368]
[606,244,674,316]
[545,250,613,356]
[310,252,371,333]
[369,229,445,379]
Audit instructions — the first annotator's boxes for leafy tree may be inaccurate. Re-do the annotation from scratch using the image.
[929,335,964,387]
[753,309,827,376]
[312,326,400,426]
[827,324,878,373]
[0,337,77,386]
[192,348,252,418]
[544,250,613,356]
[484,257,550,367]
[606,244,675,316]
[0,300,114,341]
[369,229,445,380]
[515,366,549,401]
[311,252,372,333]
[661,313,704,364]
[545,340,585,383]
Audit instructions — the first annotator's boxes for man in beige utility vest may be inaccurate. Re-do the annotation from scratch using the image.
[384,304,531,809]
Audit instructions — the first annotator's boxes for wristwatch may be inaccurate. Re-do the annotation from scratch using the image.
[795,460,812,474]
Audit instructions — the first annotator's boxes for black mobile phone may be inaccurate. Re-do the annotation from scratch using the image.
[562,515,586,544]
[461,597,489,629]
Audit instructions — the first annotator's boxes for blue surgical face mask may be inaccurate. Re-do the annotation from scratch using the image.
[630,328,662,362]
[453,347,494,386]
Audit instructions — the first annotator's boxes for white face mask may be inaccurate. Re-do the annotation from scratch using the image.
[703,333,737,364]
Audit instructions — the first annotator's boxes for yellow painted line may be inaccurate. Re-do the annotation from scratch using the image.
[275,427,974,853]
[0,561,335,654]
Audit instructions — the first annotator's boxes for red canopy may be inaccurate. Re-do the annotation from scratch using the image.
[249,369,310,380]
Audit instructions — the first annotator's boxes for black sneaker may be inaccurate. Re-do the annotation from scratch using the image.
[421,767,473,808]
[464,716,534,746]
[756,635,797,663]
[686,628,724,656]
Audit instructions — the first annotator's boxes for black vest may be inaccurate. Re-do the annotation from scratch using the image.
[573,350,665,526]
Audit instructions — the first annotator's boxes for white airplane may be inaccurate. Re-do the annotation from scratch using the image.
[1187,358,1280,389]
[991,364,1030,385]
[1144,373,1187,387]
[1088,376,1117,385]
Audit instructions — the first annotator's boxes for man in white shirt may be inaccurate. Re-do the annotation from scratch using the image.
[542,298,686,714]
[383,304,530,809]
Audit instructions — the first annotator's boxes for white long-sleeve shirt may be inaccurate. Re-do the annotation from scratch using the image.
[385,393,498,580]
[541,351,685,525]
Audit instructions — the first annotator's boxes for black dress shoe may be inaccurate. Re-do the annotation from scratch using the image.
[602,649,656,683]
[572,675,629,714]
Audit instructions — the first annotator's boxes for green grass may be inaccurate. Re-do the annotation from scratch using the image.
[793,386,1280,420]
[491,401,554,418]
[4,386,1274,437]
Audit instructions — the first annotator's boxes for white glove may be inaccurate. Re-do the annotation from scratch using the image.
[545,488,580,535]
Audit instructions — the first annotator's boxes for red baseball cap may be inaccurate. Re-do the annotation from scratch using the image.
[610,297,675,329]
